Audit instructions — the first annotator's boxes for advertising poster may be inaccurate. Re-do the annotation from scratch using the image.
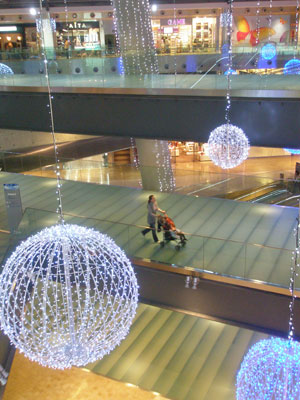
[233,15,290,46]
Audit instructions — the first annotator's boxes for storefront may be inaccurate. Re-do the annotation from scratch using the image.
[152,16,217,54]
[192,17,217,51]
[0,25,25,51]
[56,21,101,51]
[153,18,193,53]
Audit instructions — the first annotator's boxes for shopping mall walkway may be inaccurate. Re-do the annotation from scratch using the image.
[0,171,296,288]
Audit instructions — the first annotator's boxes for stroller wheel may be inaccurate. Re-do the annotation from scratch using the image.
[175,245,180,250]
[160,241,165,247]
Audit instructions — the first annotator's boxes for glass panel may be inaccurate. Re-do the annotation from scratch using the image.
[9,207,292,290]
[245,244,292,287]
[203,237,245,278]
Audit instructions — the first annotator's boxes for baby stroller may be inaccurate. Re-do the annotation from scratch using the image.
[158,215,187,250]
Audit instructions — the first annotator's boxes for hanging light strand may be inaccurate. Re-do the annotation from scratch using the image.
[225,0,233,126]
[288,203,300,340]
[255,0,261,47]
[294,0,300,59]
[268,0,272,43]
[38,0,64,223]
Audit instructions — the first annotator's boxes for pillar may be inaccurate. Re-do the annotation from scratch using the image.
[39,11,56,60]
[112,0,158,75]
[135,139,175,192]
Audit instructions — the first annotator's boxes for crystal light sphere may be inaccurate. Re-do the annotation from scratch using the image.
[0,63,13,75]
[284,59,300,75]
[261,43,276,60]
[236,337,300,400]
[0,224,138,369]
[208,124,249,169]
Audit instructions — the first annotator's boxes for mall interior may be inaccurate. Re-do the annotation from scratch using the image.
[0,0,300,399]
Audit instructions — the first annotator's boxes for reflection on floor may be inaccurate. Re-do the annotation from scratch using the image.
[3,350,167,400]
[24,154,300,200]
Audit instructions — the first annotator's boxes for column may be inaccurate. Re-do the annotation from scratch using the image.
[136,139,175,192]
[112,0,158,75]
[39,11,56,60]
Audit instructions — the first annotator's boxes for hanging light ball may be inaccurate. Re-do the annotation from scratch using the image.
[284,148,300,155]
[261,43,276,60]
[236,337,300,400]
[208,124,249,169]
[0,63,13,75]
[0,224,138,369]
[284,59,300,75]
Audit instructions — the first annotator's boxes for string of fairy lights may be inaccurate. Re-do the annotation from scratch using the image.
[112,0,158,75]
[255,0,261,47]
[294,0,300,59]
[38,0,64,223]
[154,140,176,192]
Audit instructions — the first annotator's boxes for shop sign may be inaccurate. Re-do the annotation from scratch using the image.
[0,26,18,32]
[161,18,192,26]
[168,18,185,26]
[58,21,99,30]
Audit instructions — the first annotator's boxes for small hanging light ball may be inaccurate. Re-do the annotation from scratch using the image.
[261,43,276,60]
[284,59,300,75]
[208,124,249,169]
[236,337,300,400]
[0,63,13,75]
[0,224,138,369]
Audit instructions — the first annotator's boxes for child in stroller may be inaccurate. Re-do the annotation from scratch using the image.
[158,214,187,250]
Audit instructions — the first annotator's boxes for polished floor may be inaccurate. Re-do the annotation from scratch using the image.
[4,350,167,400]
[25,154,300,199]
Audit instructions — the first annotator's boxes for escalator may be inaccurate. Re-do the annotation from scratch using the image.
[226,181,298,207]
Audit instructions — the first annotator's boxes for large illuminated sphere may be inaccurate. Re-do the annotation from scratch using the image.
[284,148,300,155]
[0,224,138,369]
[284,59,300,75]
[236,337,300,400]
[0,63,13,75]
[261,43,276,60]
[208,124,249,169]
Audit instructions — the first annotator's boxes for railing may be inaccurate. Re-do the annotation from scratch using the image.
[10,206,294,290]
[0,43,299,92]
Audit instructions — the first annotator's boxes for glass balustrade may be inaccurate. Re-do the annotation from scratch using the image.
[2,206,292,290]
[0,44,299,92]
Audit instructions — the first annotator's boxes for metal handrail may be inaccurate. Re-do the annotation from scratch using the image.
[23,206,294,253]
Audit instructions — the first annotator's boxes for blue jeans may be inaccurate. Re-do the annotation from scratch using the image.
[142,222,158,242]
